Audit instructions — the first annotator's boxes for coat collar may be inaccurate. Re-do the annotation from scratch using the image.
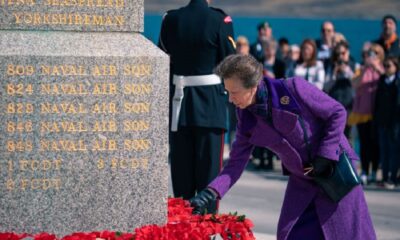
[189,0,208,7]
[248,77,301,114]
[247,77,300,135]
[264,77,301,114]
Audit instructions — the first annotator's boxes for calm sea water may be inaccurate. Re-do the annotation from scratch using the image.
[144,14,382,63]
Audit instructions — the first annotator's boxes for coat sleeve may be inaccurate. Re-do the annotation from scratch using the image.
[208,109,254,198]
[291,77,346,161]
[158,13,170,54]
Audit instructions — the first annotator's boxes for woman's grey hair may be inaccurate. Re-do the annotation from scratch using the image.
[214,54,263,89]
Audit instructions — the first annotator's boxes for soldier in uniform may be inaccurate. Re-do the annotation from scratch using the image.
[158,0,235,213]
[250,21,274,62]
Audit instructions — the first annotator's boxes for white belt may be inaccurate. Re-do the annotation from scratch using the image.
[171,74,222,131]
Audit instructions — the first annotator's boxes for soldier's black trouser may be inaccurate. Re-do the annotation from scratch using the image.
[170,126,224,214]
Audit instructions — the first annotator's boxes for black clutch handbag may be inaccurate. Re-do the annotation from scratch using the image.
[313,151,361,203]
[299,117,361,203]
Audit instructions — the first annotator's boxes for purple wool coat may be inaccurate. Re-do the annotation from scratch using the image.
[209,77,376,240]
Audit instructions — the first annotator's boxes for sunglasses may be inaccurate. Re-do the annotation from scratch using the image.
[383,64,392,69]
[322,28,333,33]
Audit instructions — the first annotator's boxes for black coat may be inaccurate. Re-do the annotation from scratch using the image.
[250,40,264,62]
[159,0,235,130]
[374,75,399,128]
[328,77,354,111]
[374,37,400,57]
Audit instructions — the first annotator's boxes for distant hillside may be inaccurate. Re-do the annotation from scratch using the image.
[145,0,399,20]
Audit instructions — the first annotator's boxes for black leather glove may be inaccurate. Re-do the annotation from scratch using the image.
[189,188,217,215]
[311,156,336,178]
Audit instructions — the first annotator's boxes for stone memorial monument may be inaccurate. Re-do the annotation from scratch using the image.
[0,0,169,236]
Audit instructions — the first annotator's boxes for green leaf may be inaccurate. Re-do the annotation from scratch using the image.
[237,215,246,222]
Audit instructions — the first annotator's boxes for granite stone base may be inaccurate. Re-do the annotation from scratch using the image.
[0,31,169,236]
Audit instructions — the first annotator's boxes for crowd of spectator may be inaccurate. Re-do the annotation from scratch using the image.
[231,15,400,189]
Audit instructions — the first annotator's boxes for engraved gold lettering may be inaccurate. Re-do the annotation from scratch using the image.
[92,83,117,95]
[123,65,152,77]
[41,83,89,95]
[7,140,33,152]
[45,0,122,7]
[31,179,40,189]
[13,12,22,24]
[7,103,34,114]
[12,13,125,26]
[18,159,62,171]
[43,14,50,24]
[119,159,128,169]
[7,83,33,96]
[2,0,35,5]
[123,120,149,132]
[124,102,150,113]
[33,13,41,25]
[40,103,87,114]
[42,179,52,190]
[24,13,33,24]
[40,140,88,152]
[123,84,152,95]
[92,102,117,113]
[92,121,117,132]
[99,158,149,170]
[104,16,113,25]
[97,159,105,169]
[21,179,29,190]
[6,179,15,190]
[114,15,124,25]
[7,121,33,133]
[123,139,151,151]
[92,139,117,151]
[92,65,117,76]
[12,178,62,190]
[75,14,82,25]
[41,121,88,133]
[111,158,118,168]
[84,14,91,25]
[115,0,123,7]
[40,65,87,76]
[53,179,61,190]
[7,64,34,76]
[8,160,13,171]
[92,15,104,25]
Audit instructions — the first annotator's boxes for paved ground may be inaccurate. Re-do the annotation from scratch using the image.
[219,163,400,240]
[145,0,400,19]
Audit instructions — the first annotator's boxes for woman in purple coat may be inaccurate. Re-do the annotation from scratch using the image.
[190,54,376,240]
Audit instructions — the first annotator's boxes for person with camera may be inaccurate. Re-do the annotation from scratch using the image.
[348,43,385,185]
[324,41,360,137]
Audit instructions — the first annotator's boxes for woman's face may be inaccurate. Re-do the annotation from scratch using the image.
[224,77,257,109]
[236,42,249,55]
[301,43,314,62]
[263,45,275,59]
[384,60,397,76]
[336,46,349,62]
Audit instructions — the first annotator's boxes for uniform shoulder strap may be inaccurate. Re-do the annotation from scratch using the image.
[210,7,228,16]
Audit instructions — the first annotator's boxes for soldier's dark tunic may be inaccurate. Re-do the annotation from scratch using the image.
[158,0,235,213]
